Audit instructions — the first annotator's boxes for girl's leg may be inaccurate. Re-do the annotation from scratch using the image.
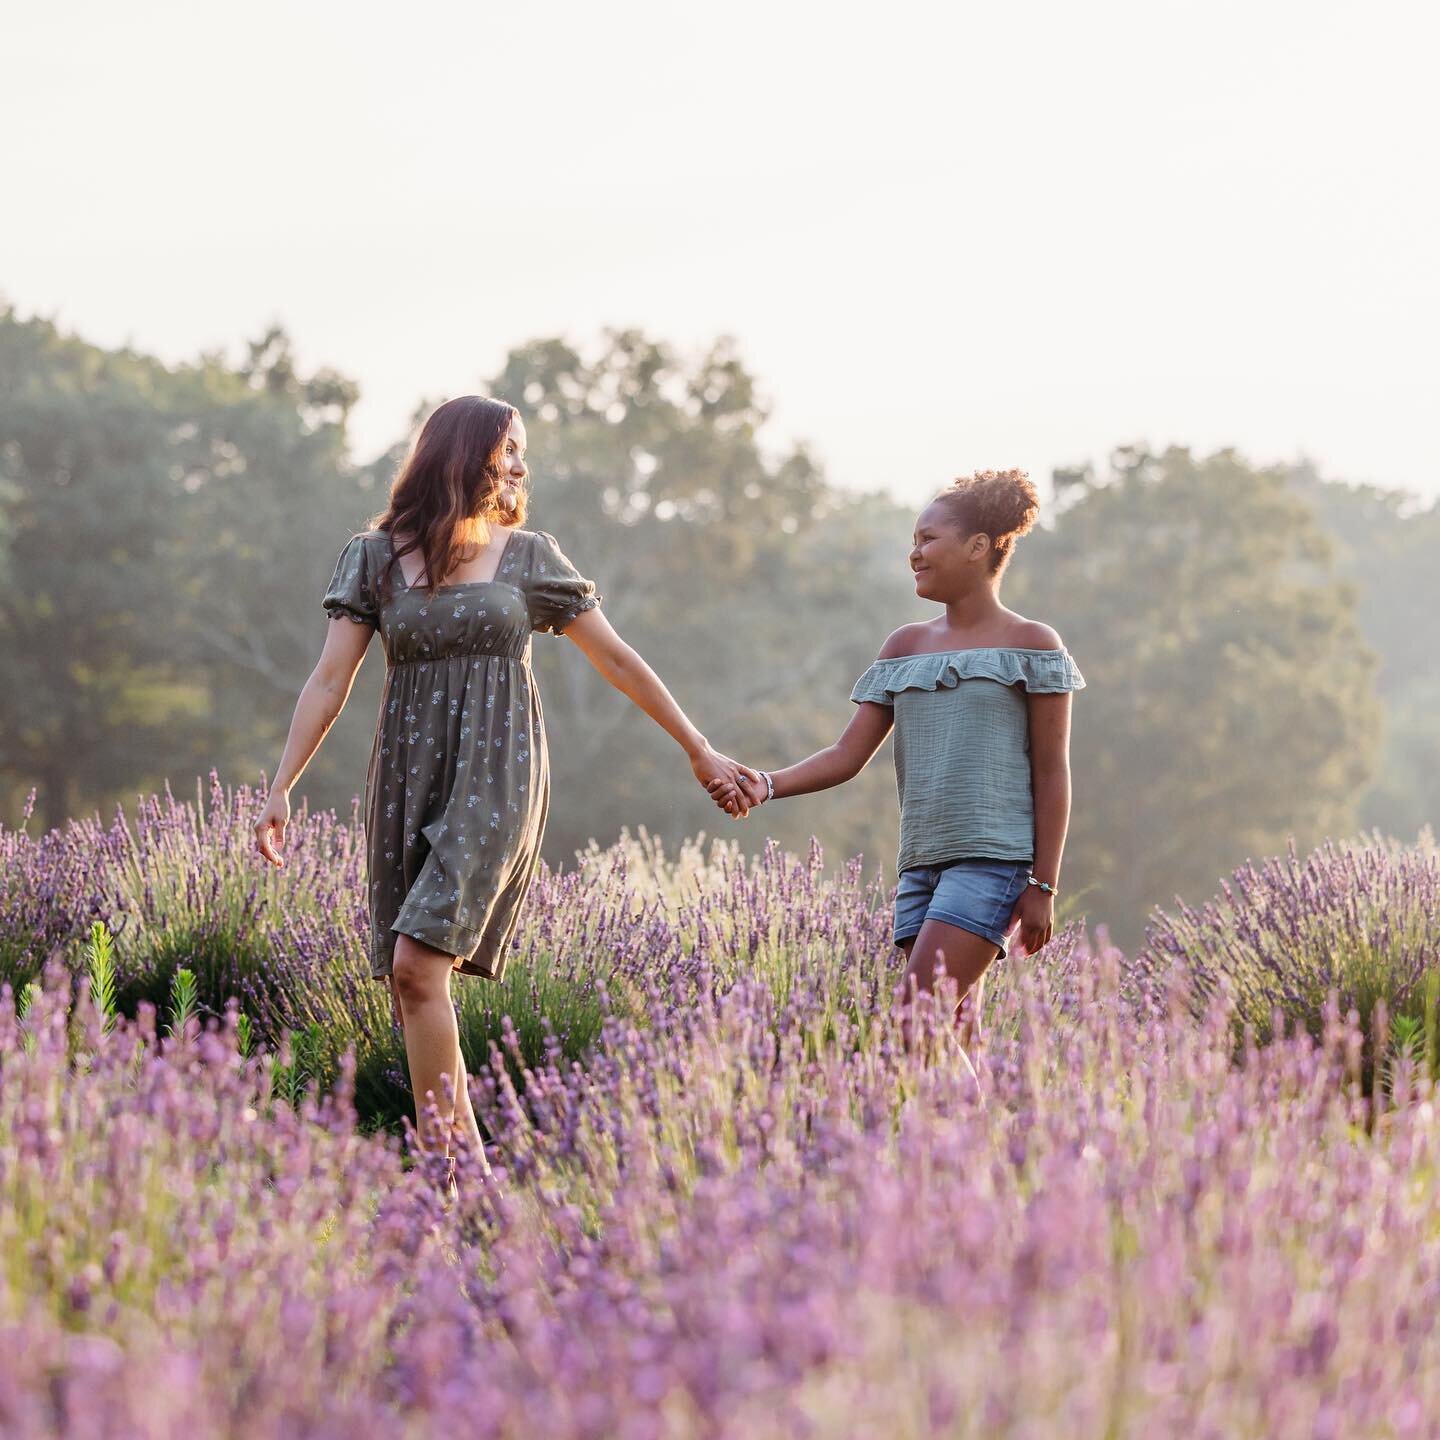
[894,918,1001,1056]
[957,972,986,1052]
[392,934,465,1158]
[898,941,986,1049]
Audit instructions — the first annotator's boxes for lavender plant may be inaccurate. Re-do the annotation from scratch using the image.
[0,777,917,1137]
[1139,831,1440,1087]
[3,918,1438,1436]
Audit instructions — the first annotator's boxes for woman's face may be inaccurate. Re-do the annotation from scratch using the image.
[909,500,988,601]
[502,413,529,490]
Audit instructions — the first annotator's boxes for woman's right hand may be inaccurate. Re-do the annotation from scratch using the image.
[254,787,291,868]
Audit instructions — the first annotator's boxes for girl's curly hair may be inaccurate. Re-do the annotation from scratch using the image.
[931,467,1040,575]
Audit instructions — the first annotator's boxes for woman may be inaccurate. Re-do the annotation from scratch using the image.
[709,468,1084,1054]
[254,395,757,1183]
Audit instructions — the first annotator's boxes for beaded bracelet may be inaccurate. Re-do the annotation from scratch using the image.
[1026,874,1058,896]
[759,770,775,802]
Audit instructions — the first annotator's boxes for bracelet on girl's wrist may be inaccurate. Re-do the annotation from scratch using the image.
[1026,873,1058,896]
[759,770,775,802]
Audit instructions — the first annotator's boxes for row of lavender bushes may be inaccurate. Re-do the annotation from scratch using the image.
[1138,831,1440,1088]
[2,773,1436,1131]
[3,908,1438,1434]
[0,774,913,1137]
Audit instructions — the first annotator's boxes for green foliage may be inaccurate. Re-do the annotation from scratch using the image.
[110,928,274,1031]
[270,1022,329,1111]
[15,981,42,1056]
[85,919,117,1031]
[165,966,199,1041]
[1382,995,1438,1100]
[15,980,42,1023]
[456,946,610,1093]
[0,306,376,832]
[1286,463,1440,840]
[1009,445,1382,947]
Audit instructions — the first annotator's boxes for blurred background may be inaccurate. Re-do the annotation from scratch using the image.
[2,0,1435,948]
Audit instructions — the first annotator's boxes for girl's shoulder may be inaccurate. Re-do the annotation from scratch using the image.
[874,616,1066,663]
[1005,618,1064,652]
[877,622,936,660]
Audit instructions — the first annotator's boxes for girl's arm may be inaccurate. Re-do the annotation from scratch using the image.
[708,701,895,808]
[255,618,374,866]
[706,623,920,809]
[561,606,760,814]
[1011,688,1073,952]
[767,702,896,798]
[1027,690,1073,889]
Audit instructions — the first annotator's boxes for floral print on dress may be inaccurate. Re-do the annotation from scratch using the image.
[321,526,602,983]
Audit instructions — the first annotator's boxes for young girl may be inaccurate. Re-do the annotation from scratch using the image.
[254,395,756,1187]
[709,468,1084,1049]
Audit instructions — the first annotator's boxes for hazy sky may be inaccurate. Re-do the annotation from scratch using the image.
[5,0,1437,510]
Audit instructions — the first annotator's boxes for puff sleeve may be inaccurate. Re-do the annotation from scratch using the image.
[527,530,601,635]
[322,533,379,629]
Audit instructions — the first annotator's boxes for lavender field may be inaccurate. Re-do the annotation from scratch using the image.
[2,775,1438,1438]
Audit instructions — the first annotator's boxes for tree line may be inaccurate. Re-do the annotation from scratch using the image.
[2,304,1431,946]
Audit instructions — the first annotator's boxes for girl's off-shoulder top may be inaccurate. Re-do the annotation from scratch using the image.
[850,647,1086,875]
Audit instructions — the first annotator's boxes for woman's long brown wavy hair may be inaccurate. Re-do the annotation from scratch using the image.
[367,395,529,601]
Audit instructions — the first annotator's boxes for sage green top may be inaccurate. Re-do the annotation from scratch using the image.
[322,526,600,983]
[850,647,1086,875]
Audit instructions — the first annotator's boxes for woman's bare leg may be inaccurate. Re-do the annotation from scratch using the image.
[388,956,489,1169]
[391,934,465,1157]
[451,1035,489,1171]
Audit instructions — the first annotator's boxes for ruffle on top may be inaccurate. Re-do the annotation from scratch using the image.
[850,646,1086,705]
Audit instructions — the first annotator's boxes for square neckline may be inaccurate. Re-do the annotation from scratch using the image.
[388,527,523,594]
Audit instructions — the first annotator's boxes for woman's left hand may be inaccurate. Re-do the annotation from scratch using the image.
[692,747,761,819]
[1007,885,1054,955]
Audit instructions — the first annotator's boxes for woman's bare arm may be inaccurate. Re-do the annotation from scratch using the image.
[560,605,761,814]
[255,618,374,865]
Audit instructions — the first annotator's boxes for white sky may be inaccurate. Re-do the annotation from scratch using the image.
[4,0,1437,510]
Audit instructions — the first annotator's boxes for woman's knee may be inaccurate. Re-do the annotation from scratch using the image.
[391,935,453,1007]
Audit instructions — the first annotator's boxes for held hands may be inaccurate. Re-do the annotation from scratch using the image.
[706,769,768,815]
[691,747,764,819]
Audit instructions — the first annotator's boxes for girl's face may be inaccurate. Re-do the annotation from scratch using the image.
[909,500,990,601]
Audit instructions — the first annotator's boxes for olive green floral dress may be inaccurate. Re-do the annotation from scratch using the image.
[322,527,601,983]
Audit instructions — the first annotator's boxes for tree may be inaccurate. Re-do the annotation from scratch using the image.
[1006,445,1381,944]
[0,307,372,829]
[486,329,924,870]
[1283,462,1440,840]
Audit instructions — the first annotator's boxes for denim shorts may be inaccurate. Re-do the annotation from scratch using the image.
[893,858,1031,955]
